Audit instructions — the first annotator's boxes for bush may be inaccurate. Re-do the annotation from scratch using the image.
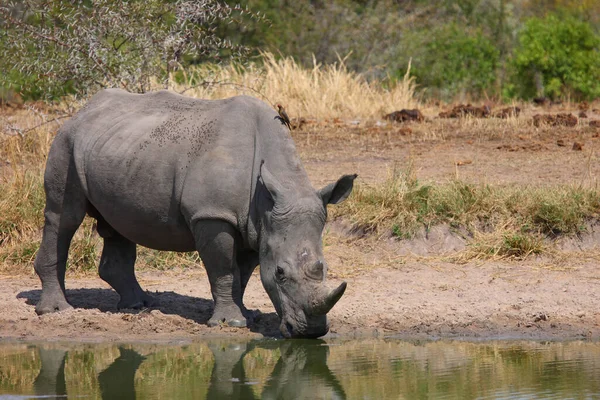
[0,0,260,100]
[509,14,600,100]
[408,23,500,100]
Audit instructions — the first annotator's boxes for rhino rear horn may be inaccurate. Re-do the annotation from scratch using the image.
[306,260,325,281]
[312,282,347,315]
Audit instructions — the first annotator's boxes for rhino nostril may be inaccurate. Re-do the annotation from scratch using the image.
[280,321,294,338]
[286,322,294,335]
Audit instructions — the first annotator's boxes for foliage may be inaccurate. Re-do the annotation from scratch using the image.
[508,14,600,100]
[0,0,262,99]
[409,23,500,100]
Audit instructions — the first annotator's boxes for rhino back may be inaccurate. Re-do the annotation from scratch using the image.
[64,89,257,250]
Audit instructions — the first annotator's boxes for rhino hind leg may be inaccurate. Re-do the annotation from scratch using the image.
[97,219,158,310]
[195,220,247,328]
[35,147,86,315]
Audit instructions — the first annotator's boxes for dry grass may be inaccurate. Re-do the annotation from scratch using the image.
[170,52,417,119]
[334,164,600,260]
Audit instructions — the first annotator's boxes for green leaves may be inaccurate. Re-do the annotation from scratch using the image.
[510,14,600,100]
[409,23,500,100]
[0,0,260,100]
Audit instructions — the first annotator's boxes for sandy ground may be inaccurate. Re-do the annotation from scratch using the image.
[1,253,599,341]
[2,104,600,342]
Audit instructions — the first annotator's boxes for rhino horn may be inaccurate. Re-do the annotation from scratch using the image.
[312,282,347,315]
[306,260,325,281]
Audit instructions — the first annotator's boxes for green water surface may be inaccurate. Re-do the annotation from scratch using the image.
[0,339,599,399]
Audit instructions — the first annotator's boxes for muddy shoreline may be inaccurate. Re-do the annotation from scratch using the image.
[2,255,598,342]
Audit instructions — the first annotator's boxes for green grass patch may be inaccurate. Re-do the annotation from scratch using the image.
[335,170,600,258]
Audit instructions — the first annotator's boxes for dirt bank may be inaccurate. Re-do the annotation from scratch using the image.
[1,247,599,342]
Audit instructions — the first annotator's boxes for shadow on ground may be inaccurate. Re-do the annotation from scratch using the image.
[17,288,281,336]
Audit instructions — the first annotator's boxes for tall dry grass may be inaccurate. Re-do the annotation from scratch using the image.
[172,52,417,119]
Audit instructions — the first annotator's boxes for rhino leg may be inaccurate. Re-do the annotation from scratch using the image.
[237,249,259,321]
[35,144,86,315]
[195,220,247,328]
[97,219,157,309]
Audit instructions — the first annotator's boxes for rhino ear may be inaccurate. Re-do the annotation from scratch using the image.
[318,174,357,205]
[260,161,285,202]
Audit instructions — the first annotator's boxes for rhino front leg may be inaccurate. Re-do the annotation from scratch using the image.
[97,222,157,309]
[195,220,247,328]
[237,249,259,321]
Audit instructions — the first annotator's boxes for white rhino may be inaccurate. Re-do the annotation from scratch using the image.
[35,89,355,338]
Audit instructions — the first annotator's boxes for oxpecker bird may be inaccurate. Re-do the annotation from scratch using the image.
[276,104,292,130]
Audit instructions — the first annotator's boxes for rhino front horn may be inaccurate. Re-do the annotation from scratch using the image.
[312,282,347,315]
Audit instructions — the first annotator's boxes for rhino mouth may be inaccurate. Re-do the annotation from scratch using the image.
[280,315,329,339]
[277,281,347,338]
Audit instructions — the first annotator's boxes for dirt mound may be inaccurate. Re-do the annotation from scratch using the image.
[589,120,600,128]
[384,109,424,123]
[493,106,521,118]
[532,113,577,127]
[439,104,490,118]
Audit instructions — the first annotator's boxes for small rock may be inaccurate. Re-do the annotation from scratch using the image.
[533,312,549,322]
[572,141,583,151]
[557,139,566,147]
[578,111,588,118]
[397,127,412,135]
[575,311,585,318]
[590,120,600,128]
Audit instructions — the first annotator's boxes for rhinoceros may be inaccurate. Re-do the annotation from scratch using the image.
[34,89,356,338]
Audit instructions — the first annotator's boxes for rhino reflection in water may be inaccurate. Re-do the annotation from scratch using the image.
[33,341,345,399]
[34,89,355,338]
[33,346,143,400]
[33,348,67,399]
[206,340,346,400]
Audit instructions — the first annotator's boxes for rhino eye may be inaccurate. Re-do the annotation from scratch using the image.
[276,266,285,280]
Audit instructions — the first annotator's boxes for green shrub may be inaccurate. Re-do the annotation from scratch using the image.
[0,0,260,100]
[409,23,500,100]
[509,14,600,100]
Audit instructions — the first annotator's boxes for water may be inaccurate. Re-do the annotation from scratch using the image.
[1,339,599,399]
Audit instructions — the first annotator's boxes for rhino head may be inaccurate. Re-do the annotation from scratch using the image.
[258,163,356,338]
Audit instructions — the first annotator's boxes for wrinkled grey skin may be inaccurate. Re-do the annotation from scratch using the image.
[35,89,355,338]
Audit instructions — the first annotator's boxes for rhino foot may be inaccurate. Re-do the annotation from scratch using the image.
[208,304,247,328]
[35,295,73,315]
[117,291,159,310]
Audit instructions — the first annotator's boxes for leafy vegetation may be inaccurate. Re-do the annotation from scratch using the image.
[508,14,600,100]
[0,0,262,99]
[409,24,500,99]
[3,0,600,101]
